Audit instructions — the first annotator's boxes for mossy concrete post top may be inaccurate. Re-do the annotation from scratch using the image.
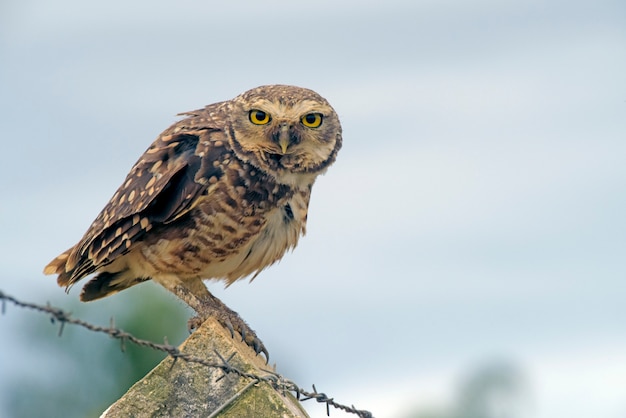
[100,317,309,418]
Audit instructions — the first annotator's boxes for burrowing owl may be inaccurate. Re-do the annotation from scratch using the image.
[44,85,342,358]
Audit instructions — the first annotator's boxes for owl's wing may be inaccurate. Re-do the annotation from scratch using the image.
[45,123,227,287]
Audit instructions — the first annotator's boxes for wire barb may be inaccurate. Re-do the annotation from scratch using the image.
[0,290,373,418]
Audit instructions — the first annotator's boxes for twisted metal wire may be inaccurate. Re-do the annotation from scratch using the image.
[0,290,372,418]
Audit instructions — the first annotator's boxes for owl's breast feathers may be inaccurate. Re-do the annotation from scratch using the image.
[45,110,308,289]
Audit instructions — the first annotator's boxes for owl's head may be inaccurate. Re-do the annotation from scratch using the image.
[227,85,342,187]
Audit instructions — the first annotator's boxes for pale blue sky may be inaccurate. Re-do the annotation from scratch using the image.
[1,1,625,417]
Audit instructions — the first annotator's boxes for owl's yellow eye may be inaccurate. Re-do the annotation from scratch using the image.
[249,109,271,125]
[301,113,323,128]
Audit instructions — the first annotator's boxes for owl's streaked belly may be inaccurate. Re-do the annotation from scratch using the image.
[128,200,304,285]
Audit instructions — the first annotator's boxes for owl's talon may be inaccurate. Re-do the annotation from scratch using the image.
[254,340,269,363]
[217,311,269,361]
[187,316,204,333]
[223,319,235,339]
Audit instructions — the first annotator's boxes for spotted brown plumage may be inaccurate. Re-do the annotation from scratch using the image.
[44,85,342,358]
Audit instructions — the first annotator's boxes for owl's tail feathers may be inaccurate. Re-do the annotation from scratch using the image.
[80,271,148,302]
[44,249,145,301]
[43,250,70,274]
[43,249,75,287]
[43,247,98,292]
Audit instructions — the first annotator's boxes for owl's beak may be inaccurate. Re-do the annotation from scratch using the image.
[278,124,291,154]
[279,136,290,154]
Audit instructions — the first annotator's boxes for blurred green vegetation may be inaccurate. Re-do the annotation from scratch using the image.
[6,282,190,418]
[406,360,527,418]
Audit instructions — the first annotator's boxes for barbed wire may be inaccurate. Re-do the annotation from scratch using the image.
[0,290,372,418]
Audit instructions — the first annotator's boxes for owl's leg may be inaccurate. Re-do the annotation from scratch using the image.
[152,275,268,361]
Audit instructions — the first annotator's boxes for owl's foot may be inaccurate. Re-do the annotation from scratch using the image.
[156,279,269,361]
[188,303,269,362]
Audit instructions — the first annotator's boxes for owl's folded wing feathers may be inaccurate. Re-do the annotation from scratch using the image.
[44,125,225,288]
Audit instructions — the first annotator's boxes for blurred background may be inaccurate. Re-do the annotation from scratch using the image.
[1,0,625,417]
